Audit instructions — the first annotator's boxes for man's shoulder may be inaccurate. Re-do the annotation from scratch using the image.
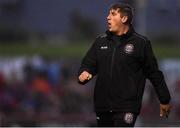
[133,32,149,42]
[96,33,108,39]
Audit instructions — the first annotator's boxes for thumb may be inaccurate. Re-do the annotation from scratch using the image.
[87,74,92,80]
[160,107,163,117]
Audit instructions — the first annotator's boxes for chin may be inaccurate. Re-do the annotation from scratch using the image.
[109,29,115,32]
[108,28,113,32]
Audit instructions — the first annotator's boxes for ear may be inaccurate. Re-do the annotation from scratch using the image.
[122,16,128,23]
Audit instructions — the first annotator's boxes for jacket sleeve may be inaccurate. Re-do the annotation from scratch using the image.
[77,39,98,85]
[143,40,171,104]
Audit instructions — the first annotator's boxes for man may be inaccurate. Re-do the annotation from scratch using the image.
[78,3,171,127]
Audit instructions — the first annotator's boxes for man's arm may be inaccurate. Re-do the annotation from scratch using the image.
[78,39,98,85]
[143,40,171,117]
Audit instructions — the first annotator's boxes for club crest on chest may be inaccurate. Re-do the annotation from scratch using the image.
[124,44,134,54]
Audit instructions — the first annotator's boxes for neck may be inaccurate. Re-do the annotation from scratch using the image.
[115,24,130,36]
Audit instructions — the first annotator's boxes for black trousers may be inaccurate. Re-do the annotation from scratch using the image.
[96,111,138,127]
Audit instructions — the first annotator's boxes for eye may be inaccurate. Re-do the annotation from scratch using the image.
[111,12,116,16]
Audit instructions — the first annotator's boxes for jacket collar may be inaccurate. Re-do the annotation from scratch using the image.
[106,24,135,40]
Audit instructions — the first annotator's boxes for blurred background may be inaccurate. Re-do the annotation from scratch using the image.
[0,0,180,127]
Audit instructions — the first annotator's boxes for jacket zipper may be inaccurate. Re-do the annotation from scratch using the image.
[110,47,116,78]
[109,45,116,112]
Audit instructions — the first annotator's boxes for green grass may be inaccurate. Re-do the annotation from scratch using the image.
[0,43,179,59]
[153,44,180,59]
[0,43,90,58]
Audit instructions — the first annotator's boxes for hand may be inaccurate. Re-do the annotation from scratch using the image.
[160,104,171,118]
[79,71,92,83]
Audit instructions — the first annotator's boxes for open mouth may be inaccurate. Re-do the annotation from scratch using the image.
[108,22,111,27]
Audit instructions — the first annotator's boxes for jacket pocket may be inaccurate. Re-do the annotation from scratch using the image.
[94,76,110,108]
[112,68,138,101]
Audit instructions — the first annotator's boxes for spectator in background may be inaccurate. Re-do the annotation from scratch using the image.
[47,61,61,87]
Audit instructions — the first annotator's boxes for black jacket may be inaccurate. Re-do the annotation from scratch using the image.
[78,26,171,114]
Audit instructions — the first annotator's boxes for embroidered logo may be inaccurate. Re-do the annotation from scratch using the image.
[96,117,100,120]
[124,113,134,124]
[124,44,134,54]
[100,46,108,50]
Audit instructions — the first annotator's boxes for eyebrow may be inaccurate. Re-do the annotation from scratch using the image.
[110,10,118,15]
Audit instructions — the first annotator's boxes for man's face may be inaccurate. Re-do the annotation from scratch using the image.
[107,9,124,32]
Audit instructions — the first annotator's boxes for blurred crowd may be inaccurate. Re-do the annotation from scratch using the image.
[0,56,96,126]
[0,56,180,126]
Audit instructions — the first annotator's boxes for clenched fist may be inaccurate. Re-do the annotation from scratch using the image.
[79,71,92,83]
